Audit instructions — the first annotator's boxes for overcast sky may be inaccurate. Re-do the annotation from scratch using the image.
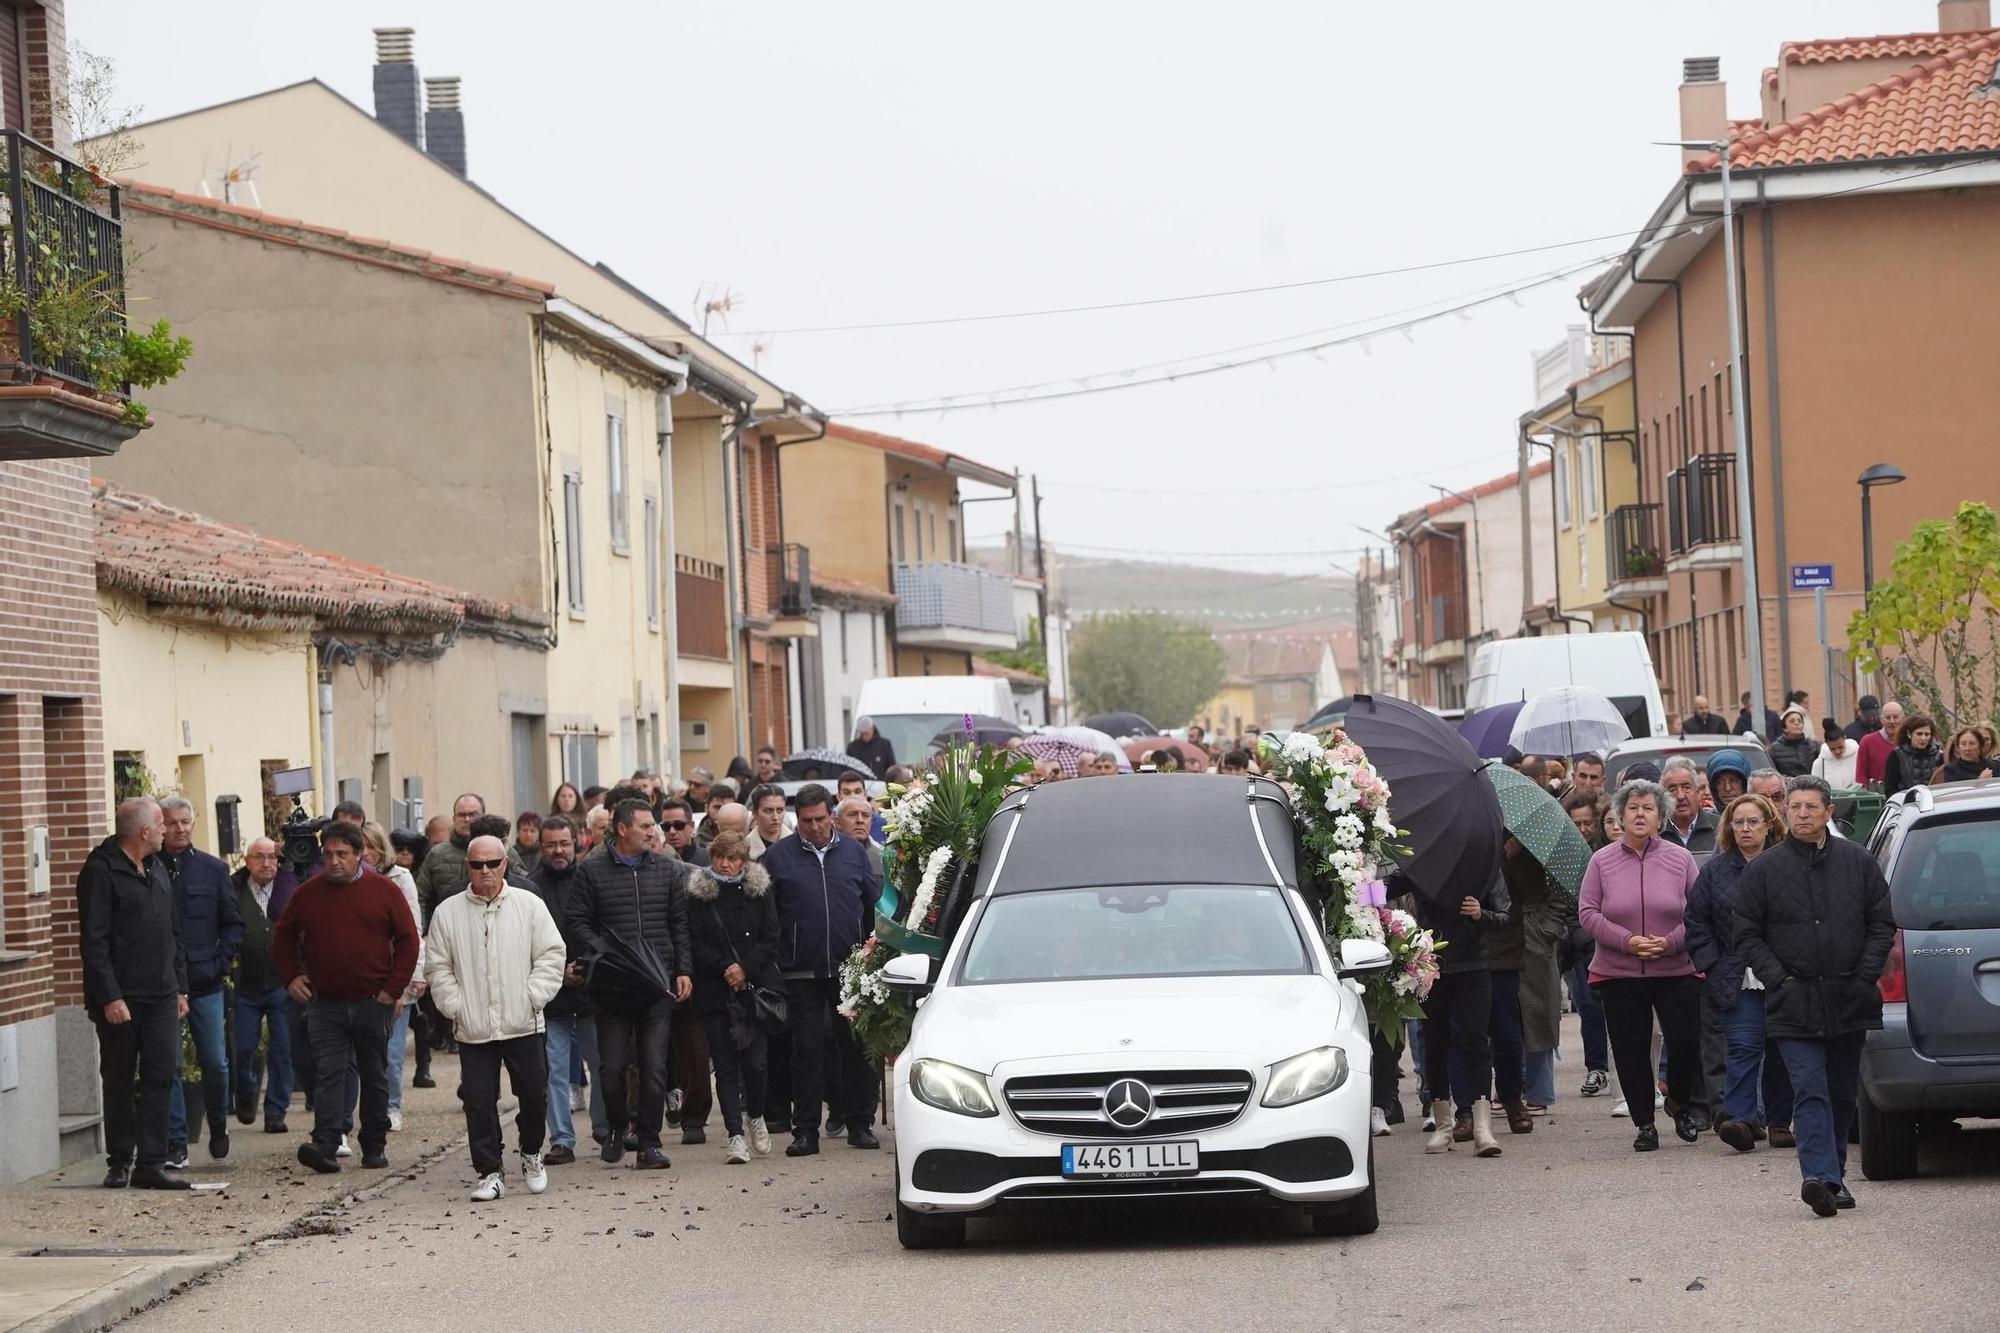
[76,0,1945,576]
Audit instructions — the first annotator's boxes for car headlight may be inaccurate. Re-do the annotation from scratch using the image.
[1262,1046,1349,1107]
[909,1058,998,1118]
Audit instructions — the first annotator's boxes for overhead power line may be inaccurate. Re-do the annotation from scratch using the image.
[1037,449,1519,498]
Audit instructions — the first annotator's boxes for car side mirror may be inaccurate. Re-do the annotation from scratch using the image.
[1336,938,1392,978]
[879,951,933,994]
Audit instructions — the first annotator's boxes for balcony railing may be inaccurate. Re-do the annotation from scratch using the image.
[2,130,126,392]
[769,542,812,618]
[1607,502,1666,584]
[893,560,1017,646]
[1666,454,1739,554]
[675,553,729,659]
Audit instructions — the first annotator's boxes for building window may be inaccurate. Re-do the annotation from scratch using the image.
[927,506,938,558]
[871,612,880,672]
[1580,438,1599,518]
[561,732,599,788]
[563,469,586,614]
[893,501,907,562]
[1555,446,1571,528]
[607,412,629,551]
[643,495,660,630]
[948,513,959,562]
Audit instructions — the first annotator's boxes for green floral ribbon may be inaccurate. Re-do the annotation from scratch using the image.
[873,843,943,958]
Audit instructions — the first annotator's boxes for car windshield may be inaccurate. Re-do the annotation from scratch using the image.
[864,713,963,770]
[1891,812,2000,930]
[957,885,1310,985]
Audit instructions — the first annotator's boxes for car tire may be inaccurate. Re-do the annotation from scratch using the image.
[1310,1142,1379,1236]
[896,1197,967,1250]
[1858,1084,1918,1181]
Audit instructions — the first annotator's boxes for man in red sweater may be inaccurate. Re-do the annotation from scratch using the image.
[1853,700,1904,788]
[274,821,419,1174]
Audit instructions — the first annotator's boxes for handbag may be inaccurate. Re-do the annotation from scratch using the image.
[706,900,789,1036]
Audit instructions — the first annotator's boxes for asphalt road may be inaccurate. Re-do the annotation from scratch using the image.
[130,1024,2000,1333]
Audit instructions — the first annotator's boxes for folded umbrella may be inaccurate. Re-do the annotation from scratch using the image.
[1339,693,1504,903]
[1508,685,1632,758]
[1457,701,1526,760]
[1480,760,1590,905]
[585,932,674,1004]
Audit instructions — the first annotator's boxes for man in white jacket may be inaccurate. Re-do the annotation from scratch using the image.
[426,835,567,1202]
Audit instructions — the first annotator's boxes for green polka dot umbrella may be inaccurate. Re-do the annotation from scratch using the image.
[1480,760,1591,903]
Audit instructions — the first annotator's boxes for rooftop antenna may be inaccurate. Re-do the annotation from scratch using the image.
[695,284,741,338]
[219,146,262,208]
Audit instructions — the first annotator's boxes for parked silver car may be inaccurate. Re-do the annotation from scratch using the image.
[1858,780,2000,1179]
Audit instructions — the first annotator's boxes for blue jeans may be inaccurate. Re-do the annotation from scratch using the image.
[168,990,229,1147]
[1777,1031,1864,1185]
[1525,1048,1557,1105]
[544,1014,607,1150]
[386,1005,411,1110]
[233,985,293,1121]
[1566,960,1609,1072]
[1404,1019,1429,1104]
[1717,988,1795,1126]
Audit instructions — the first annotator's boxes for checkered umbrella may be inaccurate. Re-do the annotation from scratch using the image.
[1480,760,1591,901]
[1019,735,1093,778]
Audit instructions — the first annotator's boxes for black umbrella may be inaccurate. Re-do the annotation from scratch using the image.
[930,715,1024,747]
[1302,697,1351,732]
[781,747,876,781]
[1340,693,1505,903]
[585,933,674,1004]
[1079,711,1158,739]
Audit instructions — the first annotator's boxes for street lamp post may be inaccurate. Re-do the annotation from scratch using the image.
[1661,136,1766,732]
[1858,462,1907,599]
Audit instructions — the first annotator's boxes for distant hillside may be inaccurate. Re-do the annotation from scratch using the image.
[971,545,1355,631]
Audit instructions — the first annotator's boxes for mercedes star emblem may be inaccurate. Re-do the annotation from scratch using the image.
[1103,1078,1155,1130]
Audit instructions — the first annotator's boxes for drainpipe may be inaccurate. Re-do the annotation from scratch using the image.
[1517,431,1535,625]
[315,646,336,816]
[1756,181,1794,693]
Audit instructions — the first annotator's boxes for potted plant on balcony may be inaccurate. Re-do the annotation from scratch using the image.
[1624,547,1665,578]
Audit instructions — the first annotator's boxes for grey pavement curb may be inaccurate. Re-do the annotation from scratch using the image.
[16,1113,493,1333]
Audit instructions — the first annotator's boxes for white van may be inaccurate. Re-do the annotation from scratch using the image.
[1463,632,1668,738]
[852,675,1016,770]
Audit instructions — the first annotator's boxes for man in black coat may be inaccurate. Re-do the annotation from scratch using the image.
[1734,775,1896,1218]
[845,717,895,777]
[566,799,693,1169]
[78,798,190,1190]
[158,797,242,1166]
[531,816,604,1164]
[1681,694,1731,736]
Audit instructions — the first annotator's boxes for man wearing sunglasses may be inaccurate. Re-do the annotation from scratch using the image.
[659,797,708,868]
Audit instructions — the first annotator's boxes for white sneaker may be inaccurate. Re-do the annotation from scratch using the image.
[570,1087,588,1114]
[725,1134,750,1164]
[470,1172,505,1202]
[1370,1107,1393,1137]
[388,1108,404,1132]
[335,1135,352,1157]
[520,1152,547,1194]
[1612,1098,1630,1118]
[748,1117,771,1157]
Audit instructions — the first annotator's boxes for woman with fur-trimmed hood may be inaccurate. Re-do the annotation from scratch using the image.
[685,831,782,1163]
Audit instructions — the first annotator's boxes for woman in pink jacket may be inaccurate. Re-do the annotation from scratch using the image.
[1578,778,1704,1152]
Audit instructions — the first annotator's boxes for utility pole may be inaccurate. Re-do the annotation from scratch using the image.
[1032,474,1051,722]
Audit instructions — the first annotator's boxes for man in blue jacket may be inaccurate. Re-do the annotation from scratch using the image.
[762,784,878,1156]
[159,798,243,1167]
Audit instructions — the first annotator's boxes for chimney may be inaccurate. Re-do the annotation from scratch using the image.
[424,77,467,177]
[1938,1,1991,32]
[372,27,423,150]
[1677,56,1726,167]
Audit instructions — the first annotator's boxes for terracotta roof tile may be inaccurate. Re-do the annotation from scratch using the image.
[93,482,547,641]
[1693,29,2000,171]
[809,573,897,607]
[119,182,558,299]
[1781,31,1973,65]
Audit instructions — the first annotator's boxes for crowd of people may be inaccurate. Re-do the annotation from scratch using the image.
[77,768,886,1202]
[1371,687,1968,1218]
[76,692,1959,1216]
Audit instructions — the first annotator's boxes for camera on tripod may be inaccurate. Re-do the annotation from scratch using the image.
[270,766,329,877]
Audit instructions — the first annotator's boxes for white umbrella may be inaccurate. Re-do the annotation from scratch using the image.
[1508,685,1632,757]
[1035,725,1134,770]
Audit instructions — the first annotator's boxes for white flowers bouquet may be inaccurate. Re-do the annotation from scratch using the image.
[1259,729,1444,1038]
